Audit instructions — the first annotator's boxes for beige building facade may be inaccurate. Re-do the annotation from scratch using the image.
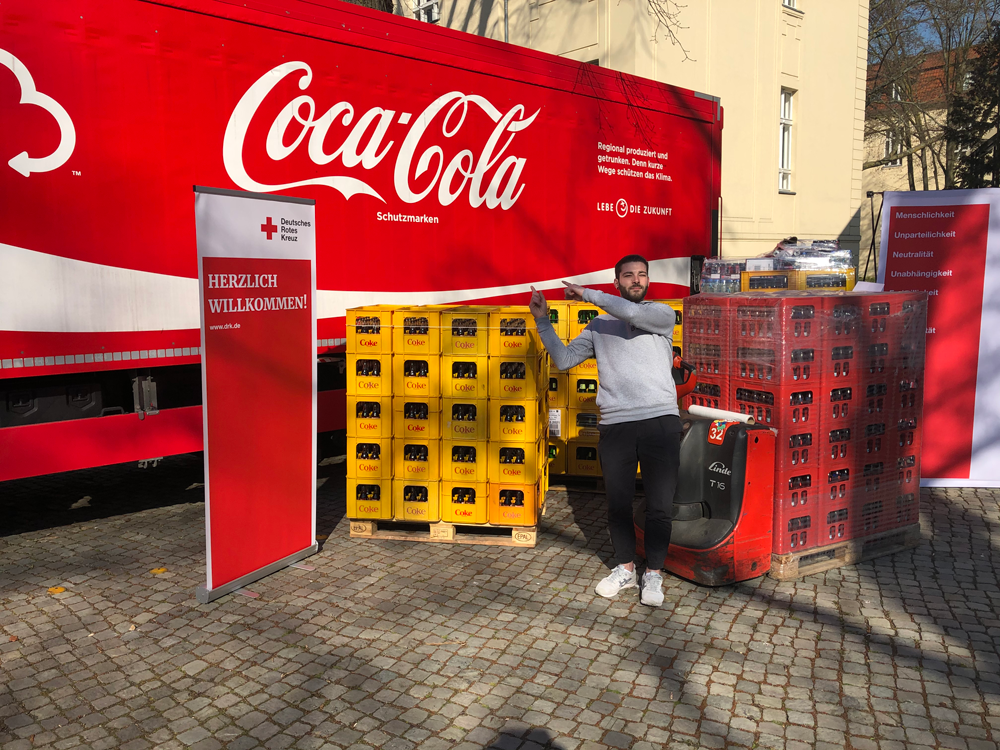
[404,0,870,260]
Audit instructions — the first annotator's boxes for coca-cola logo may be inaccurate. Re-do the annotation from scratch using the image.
[405,506,426,516]
[359,338,378,347]
[456,509,473,516]
[224,61,539,208]
[502,468,522,476]
[358,504,380,513]
[455,467,475,475]
[359,422,378,429]
[406,424,426,432]
[454,425,476,434]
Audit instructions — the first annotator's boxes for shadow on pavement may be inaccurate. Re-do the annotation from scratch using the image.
[0,453,206,538]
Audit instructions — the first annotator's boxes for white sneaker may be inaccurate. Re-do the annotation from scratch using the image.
[595,565,638,598]
[641,570,664,606]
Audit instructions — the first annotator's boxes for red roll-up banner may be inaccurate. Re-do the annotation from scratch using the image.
[878,188,1000,487]
[194,187,317,603]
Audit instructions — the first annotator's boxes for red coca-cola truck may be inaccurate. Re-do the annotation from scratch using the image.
[0,0,722,481]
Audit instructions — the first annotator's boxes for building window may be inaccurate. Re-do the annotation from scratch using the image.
[413,0,440,23]
[779,89,794,191]
[883,131,902,167]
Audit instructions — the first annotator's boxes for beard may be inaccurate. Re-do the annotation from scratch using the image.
[619,284,648,303]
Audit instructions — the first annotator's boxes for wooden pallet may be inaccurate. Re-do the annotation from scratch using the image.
[349,519,538,547]
[769,523,922,580]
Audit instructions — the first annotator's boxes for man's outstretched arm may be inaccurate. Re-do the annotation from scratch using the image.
[529,286,595,370]
[567,284,675,337]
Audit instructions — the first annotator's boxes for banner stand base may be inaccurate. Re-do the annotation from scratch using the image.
[195,543,319,604]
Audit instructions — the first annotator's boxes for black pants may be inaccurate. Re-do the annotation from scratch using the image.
[598,414,682,569]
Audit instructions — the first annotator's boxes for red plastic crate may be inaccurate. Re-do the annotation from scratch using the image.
[685,374,730,411]
[822,297,864,340]
[889,489,918,528]
[774,465,818,554]
[686,339,729,378]
[858,418,893,466]
[732,341,821,386]
[684,296,732,338]
[860,381,893,422]
[774,507,818,555]
[775,426,820,473]
[894,451,920,495]
[731,383,819,430]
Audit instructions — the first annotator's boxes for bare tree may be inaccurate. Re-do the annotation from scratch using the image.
[865,0,1000,187]
[648,0,694,62]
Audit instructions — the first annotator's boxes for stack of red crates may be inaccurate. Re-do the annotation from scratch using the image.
[683,296,731,410]
[682,291,926,561]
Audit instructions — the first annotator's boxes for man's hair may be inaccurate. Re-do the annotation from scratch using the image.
[615,254,649,280]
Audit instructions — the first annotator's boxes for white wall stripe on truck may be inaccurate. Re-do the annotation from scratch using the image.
[2,241,690,334]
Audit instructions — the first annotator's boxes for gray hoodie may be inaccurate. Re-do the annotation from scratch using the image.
[534,289,678,425]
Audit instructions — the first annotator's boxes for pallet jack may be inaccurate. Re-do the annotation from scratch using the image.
[634,354,777,586]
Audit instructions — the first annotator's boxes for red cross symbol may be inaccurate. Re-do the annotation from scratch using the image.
[260,217,278,240]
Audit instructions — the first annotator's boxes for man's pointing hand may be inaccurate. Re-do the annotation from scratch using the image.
[528,286,548,318]
[562,280,585,301]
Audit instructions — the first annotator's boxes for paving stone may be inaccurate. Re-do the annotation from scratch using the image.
[1,468,996,750]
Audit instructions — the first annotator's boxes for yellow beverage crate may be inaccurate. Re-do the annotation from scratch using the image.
[567,408,601,440]
[568,358,599,377]
[346,307,393,354]
[546,301,570,341]
[488,481,541,526]
[391,309,442,354]
[392,397,442,439]
[547,439,567,475]
[442,440,488,483]
[740,270,797,292]
[568,374,600,411]
[347,478,393,519]
[441,481,489,524]
[650,299,684,346]
[346,396,392,438]
[489,307,542,357]
[393,438,441,482]
[548,372,568,408]
[488,437,545,484]
[489,355,544,400]
[567,440,601,476]
[569,302,602,339]
[798,268,856,291]
[442,355,489,399]
[442,307,493,356]
[392,480,441,522]
[347,354,392,396]
[489,398,545,443]
[392,355,441,399]
[347,437,392,480]
[441,398,488,441]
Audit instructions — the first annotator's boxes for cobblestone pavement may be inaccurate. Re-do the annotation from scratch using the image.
[2,456,1000,750]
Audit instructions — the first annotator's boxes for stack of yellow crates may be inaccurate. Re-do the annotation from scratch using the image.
[547,299,683,478]
[346,304,548,528]
[487,307,548,526]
